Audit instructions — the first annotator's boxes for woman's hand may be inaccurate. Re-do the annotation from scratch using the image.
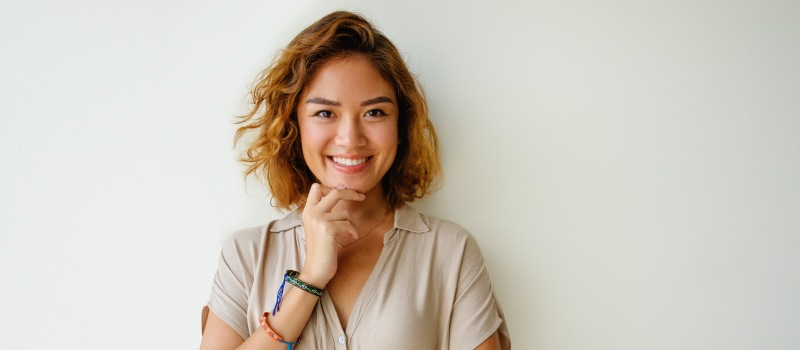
[299,183,365,288]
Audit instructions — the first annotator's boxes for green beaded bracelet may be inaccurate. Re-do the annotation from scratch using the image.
[285,270,324,297]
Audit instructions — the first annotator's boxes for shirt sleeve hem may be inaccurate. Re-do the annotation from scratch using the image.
[462,316,504,350]
[206,302,249,340]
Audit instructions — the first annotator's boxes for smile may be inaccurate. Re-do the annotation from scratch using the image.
[330,156,370,166]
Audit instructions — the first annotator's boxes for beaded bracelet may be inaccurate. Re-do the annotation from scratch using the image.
[285,270,324,297]
[272,270,324,315]
[259,312,300,350]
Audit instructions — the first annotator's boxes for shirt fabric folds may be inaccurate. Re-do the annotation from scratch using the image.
[205,204,511,349]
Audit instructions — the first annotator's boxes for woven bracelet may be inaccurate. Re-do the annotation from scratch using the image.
[272,270,324,315]
[285,270,324,297]
[259,312,300,350]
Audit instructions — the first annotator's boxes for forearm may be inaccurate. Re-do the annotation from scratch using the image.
[233,185,356,350]
[237,277,322,350]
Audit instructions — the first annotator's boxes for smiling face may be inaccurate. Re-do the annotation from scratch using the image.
[297,56,399,197]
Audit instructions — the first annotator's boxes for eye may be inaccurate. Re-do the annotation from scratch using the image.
[314,110,333,119]
[365,109,387,118]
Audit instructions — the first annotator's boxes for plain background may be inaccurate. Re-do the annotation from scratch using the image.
[1,0,799,349]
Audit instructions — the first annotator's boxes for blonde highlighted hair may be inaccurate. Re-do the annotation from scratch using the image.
[235,11,441,210]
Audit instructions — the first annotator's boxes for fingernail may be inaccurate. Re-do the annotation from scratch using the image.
[336,185,347,190]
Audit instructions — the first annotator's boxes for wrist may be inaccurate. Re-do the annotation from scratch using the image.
[297,270,330,290]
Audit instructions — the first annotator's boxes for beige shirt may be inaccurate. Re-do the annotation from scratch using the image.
[205,204,511,349]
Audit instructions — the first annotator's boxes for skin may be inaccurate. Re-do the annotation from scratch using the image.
[199,56,501,350]
[295,56,400,299]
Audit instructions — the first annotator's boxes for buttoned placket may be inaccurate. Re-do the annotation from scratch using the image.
[316,228,399,349]
[321,295,347,349]
[272,206,430,348]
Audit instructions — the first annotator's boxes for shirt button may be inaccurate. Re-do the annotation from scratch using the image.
[338,335,346,344]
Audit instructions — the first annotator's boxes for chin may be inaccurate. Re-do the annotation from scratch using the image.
[324,178,378,194]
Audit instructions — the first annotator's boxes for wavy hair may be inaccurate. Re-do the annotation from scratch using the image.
[235,11,441,210]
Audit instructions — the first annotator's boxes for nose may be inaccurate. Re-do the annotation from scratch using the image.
[335,114,366,148]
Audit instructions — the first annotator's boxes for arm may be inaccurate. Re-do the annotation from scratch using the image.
[200,184,362,350]
[449,232,510,350]
[199,310,243,349]
[200,304,503,350]
[199,281,321,350]
[474,331,501,350]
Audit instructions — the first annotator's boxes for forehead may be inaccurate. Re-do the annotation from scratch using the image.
[301,56,396,103]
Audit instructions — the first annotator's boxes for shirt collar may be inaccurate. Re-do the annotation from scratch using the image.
[393,204,429,233]
[269,203,430,234]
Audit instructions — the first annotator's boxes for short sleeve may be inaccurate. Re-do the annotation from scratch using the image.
[206,228,262,339]
[449,234,511,350]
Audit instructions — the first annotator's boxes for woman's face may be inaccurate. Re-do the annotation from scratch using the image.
[297,56,399,196]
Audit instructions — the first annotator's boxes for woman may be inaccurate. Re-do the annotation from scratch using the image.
[200,11,510,350]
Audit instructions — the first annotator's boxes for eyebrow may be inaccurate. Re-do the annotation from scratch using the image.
[305,97,340,106]
[360,96,394,106]
[305,96,395,107]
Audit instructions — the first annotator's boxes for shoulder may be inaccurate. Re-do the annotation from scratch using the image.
[218,211,305,272]
[421,214,473,242]
[216,225,269,273]
[397,204,469,237]
[221,210,302,251]
[220,225,267,253]
[417,212,469,235]
[406,206,476,246]
[397,205,482,257]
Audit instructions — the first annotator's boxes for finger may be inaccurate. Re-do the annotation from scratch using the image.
[315,188,365,213]
[317,185,364,200]
[323,210,356,225]
[317,184,338,197]
[304,183,324,212]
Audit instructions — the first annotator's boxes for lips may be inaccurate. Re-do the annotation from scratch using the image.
[330,156,369,166]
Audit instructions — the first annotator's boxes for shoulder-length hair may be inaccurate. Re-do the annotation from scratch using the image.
[235,11,441,210]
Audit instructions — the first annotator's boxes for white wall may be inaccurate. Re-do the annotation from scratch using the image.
[2,0,798,349]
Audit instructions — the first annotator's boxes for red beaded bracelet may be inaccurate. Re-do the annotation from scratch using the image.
[259,312,301,349]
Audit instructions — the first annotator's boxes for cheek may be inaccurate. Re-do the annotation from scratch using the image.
[298,122,324,154]
[298,137,319,170]
[380,122,399,156]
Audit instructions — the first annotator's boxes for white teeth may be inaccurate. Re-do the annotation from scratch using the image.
[332,157,367,166]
